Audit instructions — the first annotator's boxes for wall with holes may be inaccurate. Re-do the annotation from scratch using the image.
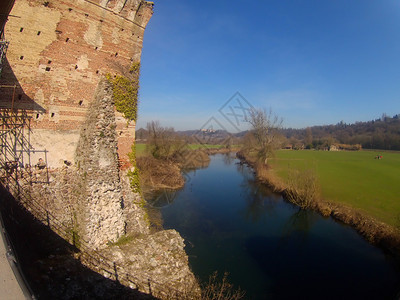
[0,0,153,167]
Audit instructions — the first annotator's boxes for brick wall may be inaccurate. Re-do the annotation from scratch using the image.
[0,0,152,167]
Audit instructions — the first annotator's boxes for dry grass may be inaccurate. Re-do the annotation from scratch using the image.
[200,272,245,300]
[239,151,319,209]
[136,156,184,191]
[284,169,320,209]
[254,162,286,192]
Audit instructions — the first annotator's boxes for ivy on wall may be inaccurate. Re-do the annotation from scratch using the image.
[127,143,141,194]
[106,62,140,122]
[107,63,141,194]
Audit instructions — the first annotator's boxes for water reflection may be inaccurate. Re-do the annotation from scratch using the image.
[145,188,180,208]
[154,154,400,299]
[281,209,319,245]
[241,178,281,223]
[235,158,282,223]
[235,160,254,181]
[222,152,235,165]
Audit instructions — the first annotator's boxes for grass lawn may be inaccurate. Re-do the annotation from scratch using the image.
[270,150,400,227]
[135,143,147,157]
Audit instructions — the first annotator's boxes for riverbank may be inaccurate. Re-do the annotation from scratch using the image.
[237,151,400,258]
[273,149,400,226]
[137,147,240,196]
[159,153,400,299]
[137,148,214,192]
[137,151,247,298]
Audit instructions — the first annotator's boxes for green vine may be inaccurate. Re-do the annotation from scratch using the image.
[127,143,141,194]
[106,62,140,122]
[127,167,140,193]
[127,143,153,227]
[106,62,141,190]
[127,143,150,226]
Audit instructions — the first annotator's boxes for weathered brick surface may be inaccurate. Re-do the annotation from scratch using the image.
[0,0,152,167]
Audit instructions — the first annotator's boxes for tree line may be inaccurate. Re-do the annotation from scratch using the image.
[137,113,400,151]
[283,113,400,150]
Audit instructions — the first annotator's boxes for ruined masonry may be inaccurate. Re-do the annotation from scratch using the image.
[0,0,199,297]
[1,0,153,249]
[1,0,152,167]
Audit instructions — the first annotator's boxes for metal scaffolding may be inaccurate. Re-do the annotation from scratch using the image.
[0,31,48,191]
[0,108,49,195]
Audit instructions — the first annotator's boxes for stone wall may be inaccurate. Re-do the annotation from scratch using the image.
[19,79,150,248]
[74,78,129,248]
[0,0,153,168]
[17,78,198,295]
[0,1,200,296]
[17,164,199,297]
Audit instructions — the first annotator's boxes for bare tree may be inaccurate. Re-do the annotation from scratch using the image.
[146,121,183,160]
[245,108,283,164]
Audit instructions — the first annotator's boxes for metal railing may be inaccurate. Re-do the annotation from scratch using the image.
[1,163,193,299]
[0,109,194,299]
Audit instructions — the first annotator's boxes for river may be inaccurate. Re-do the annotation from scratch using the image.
[148,153,400,299]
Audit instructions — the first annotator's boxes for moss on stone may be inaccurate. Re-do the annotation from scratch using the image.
[107,234,134,247]
[127,143,141,194]
[127,167,140,194]
[106,62,140,122]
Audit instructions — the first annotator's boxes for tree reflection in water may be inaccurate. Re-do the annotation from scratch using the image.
[151,154,400,299]
[236,158,319,242]
[236,162,282,223]
[280,208,319,247]
[222,152,235,166]
[146,188,180,208]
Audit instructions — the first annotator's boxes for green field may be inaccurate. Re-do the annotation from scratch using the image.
[270,150,400,227]
[135,143,147,157]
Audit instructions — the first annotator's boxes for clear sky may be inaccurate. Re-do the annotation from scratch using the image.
[137,0,400,132]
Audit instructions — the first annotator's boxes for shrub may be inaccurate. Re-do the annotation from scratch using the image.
[146,121,185,160]
[284,168,320,209]
[201,272,245,300]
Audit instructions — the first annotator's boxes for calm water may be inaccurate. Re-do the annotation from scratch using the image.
[149,154,400,299]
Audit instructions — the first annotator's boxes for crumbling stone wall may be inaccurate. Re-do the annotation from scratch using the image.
[18,79,198,295]
[1,0,153,168]
[20,78,150,248]
[74,79,129,248]
[1,1,200,296]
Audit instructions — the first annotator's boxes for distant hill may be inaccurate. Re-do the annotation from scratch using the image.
[283,114,400,150]
[137,114,400,150]
[135,128,148,140]
[136,128,244,145]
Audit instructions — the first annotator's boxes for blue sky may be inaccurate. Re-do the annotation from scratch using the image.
[137,0,400,131]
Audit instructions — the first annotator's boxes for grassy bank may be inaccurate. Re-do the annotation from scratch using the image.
[135,144,211,193]
[135,143,147,157]
[269,150,400,227]
[238,150,400,256]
